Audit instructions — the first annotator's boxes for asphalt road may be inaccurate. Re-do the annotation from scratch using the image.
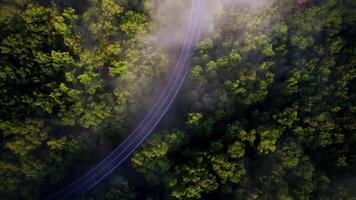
[47,0,206,199]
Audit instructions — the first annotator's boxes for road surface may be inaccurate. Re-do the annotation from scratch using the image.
[47,0,205,199]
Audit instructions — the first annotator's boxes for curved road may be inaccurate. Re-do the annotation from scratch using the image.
[47,0,205,199]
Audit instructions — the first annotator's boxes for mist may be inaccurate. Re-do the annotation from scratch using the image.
[144,0,272,53]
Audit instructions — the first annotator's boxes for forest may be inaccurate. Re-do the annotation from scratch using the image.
[0,0,355,199]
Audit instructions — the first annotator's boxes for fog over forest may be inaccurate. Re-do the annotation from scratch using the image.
[0,0,355,199]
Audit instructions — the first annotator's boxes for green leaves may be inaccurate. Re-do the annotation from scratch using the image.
[79,102,112,128]
[291,35,314,49]
[131,0,356,199]
[256,127,282,154]
[101,0,123,18]
[227,141,245,159]
[120,11,148,36]
[108,61,128,77]
[186,113,203,126]
[0,1,167,198]
[226,62,274,105]
[169,165,218,200]
[132,132,182,185]
[0,0,355,199]
[211,155,245,184]
[1,119,47,157]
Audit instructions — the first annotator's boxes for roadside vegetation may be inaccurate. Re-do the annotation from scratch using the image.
[0,0,355,199]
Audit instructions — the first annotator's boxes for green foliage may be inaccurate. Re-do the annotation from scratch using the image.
[131,132,182,185]
[256,126,282,154]
[120,11,148,36]
[1,0,356,199]
[169,165,218,200]
[210,155,245,184]
[0,0,168,199]
[227,141,245,159]
[131,0,356,199]
[186,113,203,126]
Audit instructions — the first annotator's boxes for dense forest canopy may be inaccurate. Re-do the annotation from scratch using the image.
[0,0,355,199]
